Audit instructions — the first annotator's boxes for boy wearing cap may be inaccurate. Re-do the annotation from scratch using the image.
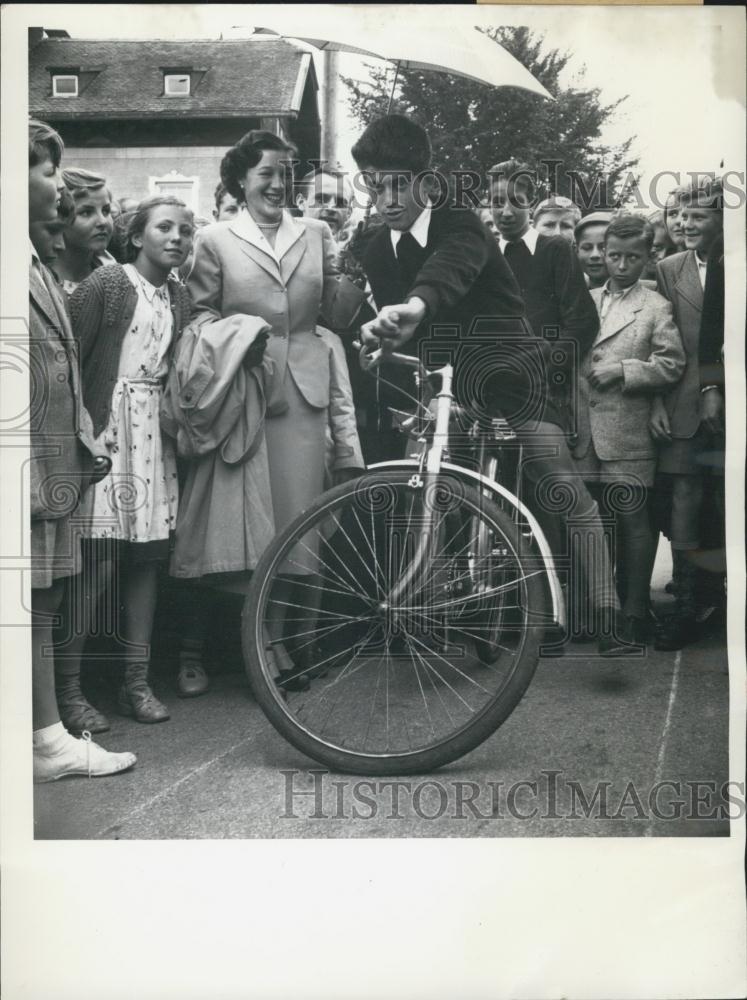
[533,195,582,244]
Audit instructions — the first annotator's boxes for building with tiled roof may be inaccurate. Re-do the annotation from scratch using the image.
[29,29,321,220]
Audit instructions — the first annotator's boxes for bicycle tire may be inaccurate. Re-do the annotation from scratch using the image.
[242,470,549,775]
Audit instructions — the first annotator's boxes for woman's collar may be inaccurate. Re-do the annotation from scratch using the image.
[229,207,304,256]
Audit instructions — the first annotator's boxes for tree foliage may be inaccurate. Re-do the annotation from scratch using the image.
[342,26,639,209]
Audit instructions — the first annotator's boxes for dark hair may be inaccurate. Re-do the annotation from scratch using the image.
[220,130,297,203]
[680,175,724,212]
[605,213,655,251]
[56,187,76,225]
[62,167,108,201]
[29,118,64,168]
[297,166,350,192]
[351,115,432,173]
[213,181,233,210]
[124,195,194,263]
[488,159,537,204]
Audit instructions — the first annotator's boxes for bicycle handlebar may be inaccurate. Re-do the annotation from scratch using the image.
[352,341,430,380]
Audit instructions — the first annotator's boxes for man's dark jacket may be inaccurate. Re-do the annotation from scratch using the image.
[362,204,559,429]
[502,231,599,433]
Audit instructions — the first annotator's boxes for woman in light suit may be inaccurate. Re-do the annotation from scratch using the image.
[188,130,365,534]
[183,130,366,689]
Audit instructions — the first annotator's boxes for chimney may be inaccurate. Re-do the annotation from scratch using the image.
[29,27,71,47]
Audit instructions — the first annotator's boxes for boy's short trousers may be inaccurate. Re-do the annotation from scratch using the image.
[657,427,716,477]
[574,440,655,488]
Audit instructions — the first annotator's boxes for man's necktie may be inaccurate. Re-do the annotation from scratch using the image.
[394,231,422,286]
[503,238,533,293]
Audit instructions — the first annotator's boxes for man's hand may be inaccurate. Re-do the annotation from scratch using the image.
[360,297,427,353]
[649,396,672,442]
[587,361,623,389]
[700,388,724,434]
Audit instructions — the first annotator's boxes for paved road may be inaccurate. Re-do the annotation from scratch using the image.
[35,555,731,840]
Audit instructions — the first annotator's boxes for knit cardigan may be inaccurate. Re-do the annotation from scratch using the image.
[69,264,192,437]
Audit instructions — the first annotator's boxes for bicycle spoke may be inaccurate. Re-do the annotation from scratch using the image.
[404,633,459,729]
[409,646,437,742]
[403,607,517,659]
[288,573,375,604]
[248,472,547,768]
[267,597,368,621]
[405,631,492,699]
[264,613,373,650]
[349,505,385,601]
[315,630,383,741]
[400,570,543,614]
[328,510,384,595]
[285,539,373,603]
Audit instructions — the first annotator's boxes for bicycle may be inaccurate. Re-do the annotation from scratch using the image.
[242,349,565,775]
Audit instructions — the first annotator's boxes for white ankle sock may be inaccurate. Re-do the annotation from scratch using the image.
[33,720,69,753]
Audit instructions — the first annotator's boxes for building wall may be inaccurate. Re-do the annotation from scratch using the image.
[64,145,230,221]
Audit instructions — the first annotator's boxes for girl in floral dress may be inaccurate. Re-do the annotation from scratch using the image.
[67,197,193,725]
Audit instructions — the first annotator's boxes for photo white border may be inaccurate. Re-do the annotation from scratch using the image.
[2,6,745,998]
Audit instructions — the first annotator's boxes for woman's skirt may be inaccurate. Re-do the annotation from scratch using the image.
[264,373,327,575]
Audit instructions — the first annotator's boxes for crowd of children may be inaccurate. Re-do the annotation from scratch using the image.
[28,113,726,784]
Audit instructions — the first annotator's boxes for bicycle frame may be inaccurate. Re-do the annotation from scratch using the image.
[358,347,565,628]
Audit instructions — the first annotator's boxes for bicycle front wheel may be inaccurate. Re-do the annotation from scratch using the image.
[242,470,549,775]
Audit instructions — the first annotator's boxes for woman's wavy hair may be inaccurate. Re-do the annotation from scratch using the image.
[124,195,194,263]
[220,130,297,205]
[61,167,109,203]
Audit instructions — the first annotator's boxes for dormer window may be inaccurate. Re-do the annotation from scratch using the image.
[164,73,190,96]
[52,74,78,97]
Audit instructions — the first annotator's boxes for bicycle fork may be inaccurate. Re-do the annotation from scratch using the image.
[387,365,454,609]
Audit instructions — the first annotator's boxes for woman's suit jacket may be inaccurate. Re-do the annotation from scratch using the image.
[187,211,367,415]
[573,282,686,462]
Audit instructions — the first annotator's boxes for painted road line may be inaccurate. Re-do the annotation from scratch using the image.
[645,649,682,837]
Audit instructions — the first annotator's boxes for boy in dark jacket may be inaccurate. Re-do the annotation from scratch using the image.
[352,115,634,655]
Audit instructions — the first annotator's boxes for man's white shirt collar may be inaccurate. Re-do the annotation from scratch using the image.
[390,202,432,252]
[695,252,708,289]
[498,227,538,256]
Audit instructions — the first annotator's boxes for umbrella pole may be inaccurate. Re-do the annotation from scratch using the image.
[386,61,401,113]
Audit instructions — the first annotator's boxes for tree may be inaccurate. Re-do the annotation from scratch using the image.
[342,26,639,210]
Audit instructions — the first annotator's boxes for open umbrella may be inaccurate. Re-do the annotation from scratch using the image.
[251,6,553,108]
